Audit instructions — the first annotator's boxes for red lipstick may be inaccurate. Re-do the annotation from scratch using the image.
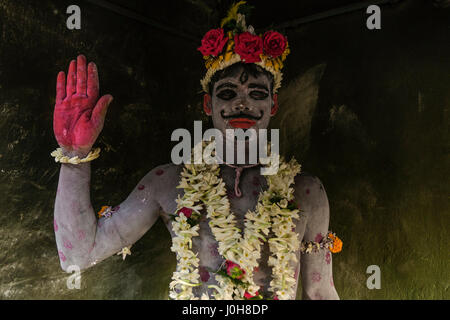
[229,118,256,129]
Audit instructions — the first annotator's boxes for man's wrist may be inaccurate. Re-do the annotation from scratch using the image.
[61,147,91,159]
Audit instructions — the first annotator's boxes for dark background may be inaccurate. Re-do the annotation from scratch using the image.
[0,0,448,299]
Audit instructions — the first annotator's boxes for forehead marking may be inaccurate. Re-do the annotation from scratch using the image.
[239,71,249,85]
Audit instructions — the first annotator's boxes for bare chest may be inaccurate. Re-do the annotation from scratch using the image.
[159,166,306,297]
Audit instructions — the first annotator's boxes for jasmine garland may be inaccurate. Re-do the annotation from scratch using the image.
[169,145,301,300]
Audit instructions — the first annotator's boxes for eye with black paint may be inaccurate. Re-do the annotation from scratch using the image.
[249,90,269,100]
[216,89,237,100]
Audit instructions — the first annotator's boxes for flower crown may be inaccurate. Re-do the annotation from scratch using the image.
[198,1,290,93]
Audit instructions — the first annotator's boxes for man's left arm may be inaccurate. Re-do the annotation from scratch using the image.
[294,174,339,300]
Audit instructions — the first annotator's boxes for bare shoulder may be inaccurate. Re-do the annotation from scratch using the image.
[294,172,326,196]
[134,163,183,213]
[139,163,183,188]
[293,172,330,224]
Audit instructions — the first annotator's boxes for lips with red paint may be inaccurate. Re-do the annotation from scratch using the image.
[229,118,256,128]
[220,110,263,128]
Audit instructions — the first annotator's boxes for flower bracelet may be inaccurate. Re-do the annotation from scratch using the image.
[51,147,101,164]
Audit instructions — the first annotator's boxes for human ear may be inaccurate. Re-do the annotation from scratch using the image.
[203,93,212,116]
[270,94,279,116]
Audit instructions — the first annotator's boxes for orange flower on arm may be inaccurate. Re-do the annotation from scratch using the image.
[97,205,110,218]
[328,232,343,253]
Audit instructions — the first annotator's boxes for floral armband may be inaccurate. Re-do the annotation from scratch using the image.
[97,205,120,219]
[300,231,343,254]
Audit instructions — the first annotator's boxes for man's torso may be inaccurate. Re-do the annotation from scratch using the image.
[155,163,309,298]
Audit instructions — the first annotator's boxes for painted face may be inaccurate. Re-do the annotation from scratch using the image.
[207,66,277,136]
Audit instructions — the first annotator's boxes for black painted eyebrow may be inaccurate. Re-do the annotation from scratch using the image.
[248,83,269,92]
[216,82,238,91]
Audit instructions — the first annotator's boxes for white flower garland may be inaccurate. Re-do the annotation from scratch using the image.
[265,159,301,299]
[169,152,301,300]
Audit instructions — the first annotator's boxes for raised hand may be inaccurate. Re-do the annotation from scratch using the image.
[53,55,113,157]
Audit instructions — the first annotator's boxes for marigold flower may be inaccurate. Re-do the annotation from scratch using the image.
[328,232,343,253]
[97,205,110,218]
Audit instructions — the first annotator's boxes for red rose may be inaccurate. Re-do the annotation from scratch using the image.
[198,28,228,57]
[262,31,287,58]
[244,290,260,299]
[234,32,263,63]
[177,207,193,218]
[225,260,245,279]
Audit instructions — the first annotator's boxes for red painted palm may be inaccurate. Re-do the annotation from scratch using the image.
[53,55,113,157]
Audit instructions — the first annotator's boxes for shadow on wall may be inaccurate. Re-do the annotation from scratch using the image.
[271,63,326,160]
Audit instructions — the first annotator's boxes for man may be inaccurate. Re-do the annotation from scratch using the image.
[52,6,339,300]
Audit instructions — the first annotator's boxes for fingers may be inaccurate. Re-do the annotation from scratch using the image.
[91,94,113,125]
[56,71,66,103]
[87,62,99,100]
[76,55,87,95]
[66,59,77,98]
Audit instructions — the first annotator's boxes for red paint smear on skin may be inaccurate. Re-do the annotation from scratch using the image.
[58,251,66,262]
[229,118,256,129]
[312,272,322,282]
[138,184,145,190]
[208,243,219,257]
[77,230,86,241]
[315,233,324,243]
[54,219,58,232]
[325,251,331,265]
[63,239,73,250]
[156,169,164,176]
[199,266,210,282]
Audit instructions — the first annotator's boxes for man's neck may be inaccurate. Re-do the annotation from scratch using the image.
[219,140,257,166]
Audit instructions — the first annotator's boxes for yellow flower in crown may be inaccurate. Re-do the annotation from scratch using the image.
[198,1,290,93]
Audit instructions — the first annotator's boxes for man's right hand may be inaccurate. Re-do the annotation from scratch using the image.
[53,55,113,158]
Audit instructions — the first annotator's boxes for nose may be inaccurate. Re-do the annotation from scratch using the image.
[232,99,250,112]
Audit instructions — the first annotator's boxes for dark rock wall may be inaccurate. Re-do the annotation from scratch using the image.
[0,0,448,299]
